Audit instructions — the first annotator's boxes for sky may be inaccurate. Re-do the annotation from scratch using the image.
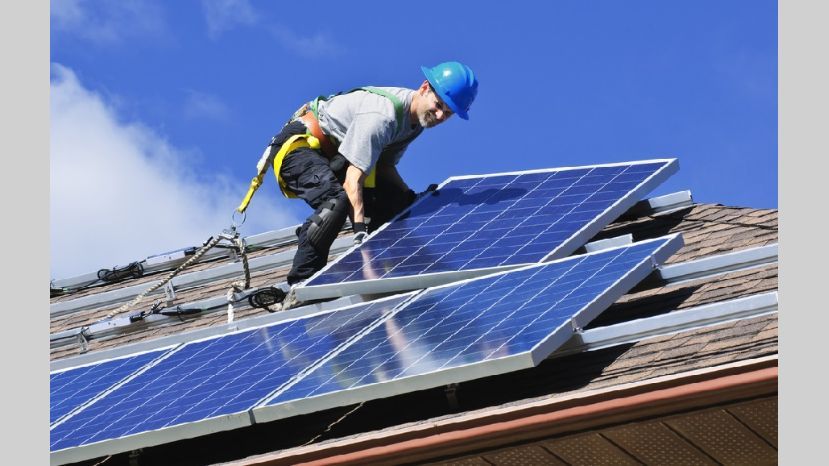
[50,0,777,280]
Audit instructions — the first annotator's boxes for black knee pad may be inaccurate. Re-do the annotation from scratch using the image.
[307,193,349,250]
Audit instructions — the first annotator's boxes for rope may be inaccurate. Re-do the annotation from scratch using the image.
[105,234,224,320]
[102,224,259,323]
[230,236,251,291]
[226,288,236,323]
[226,235,252,323]
[90,455,112,466]
[301,401,366,447]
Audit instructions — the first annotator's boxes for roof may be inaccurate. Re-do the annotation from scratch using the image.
[49,197,778,465]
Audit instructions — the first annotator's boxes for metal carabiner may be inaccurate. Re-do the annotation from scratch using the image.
[231,209,247,229]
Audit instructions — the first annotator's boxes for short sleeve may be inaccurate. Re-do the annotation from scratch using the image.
[337,98,397,172]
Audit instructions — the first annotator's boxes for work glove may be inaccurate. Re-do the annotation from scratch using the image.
[416,184,439,200]
[352,222,368,245]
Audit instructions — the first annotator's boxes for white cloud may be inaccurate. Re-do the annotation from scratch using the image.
[50,0,86,26]
[270,25,345,59]
[50,64,300,280]
[50,0,169,44]
[201,0,257,39]
[198,1,343,57]
[182,89,231,122]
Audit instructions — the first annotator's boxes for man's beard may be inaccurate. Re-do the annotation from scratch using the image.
[419,111,438,128]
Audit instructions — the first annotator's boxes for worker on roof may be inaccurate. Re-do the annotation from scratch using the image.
[258,61,478,309]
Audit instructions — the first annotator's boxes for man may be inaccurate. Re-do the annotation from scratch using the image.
[261,61,478,309]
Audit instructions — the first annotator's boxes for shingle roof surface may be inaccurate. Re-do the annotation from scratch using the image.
[599,204,777,264]
[49,203,778,362]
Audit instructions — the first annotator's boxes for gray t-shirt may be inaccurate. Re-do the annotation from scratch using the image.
[315,87,424,173]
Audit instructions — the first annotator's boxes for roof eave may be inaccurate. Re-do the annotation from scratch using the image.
[228,356,777,466]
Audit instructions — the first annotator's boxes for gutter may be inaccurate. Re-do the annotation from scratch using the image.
[225,357,777,466]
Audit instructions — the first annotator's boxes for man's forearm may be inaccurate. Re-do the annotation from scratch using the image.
[343,164,366,223]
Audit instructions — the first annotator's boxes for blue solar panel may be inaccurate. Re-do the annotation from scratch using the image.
[49,295,410,453]
[260,235,681,417]
[50,349,169,425]
[301,160,677,299]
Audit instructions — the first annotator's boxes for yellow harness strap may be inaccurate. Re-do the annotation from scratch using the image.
[237,173,265,213]
[236,134,321,213]
[237,132,383,213]
[364,166,377,188]
[273,134,321,199]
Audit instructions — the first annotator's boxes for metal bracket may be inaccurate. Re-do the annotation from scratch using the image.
[222,225,238,237]
[230,237,248,264]
[584,234,633,253]
[164,281,176,303]
[76,329,89,353]
[128,448,143,466]
[444,383,460,411]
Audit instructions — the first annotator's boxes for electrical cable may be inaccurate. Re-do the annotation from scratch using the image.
[248,287,286,312]
[97,261,145,283]
[159,306,203,318]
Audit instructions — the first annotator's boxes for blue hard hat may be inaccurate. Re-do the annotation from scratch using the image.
[420,61,478,120]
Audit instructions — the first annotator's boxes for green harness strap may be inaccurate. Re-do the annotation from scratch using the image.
[307,87,408,190]
[309,87,405,135]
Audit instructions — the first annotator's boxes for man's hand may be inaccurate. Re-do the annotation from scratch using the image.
[415,183,439,201]
[353,221,368,245]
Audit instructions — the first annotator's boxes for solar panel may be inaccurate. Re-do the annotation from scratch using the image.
[254,233,683,423]
[50,349,171,425]
[297,159,678,300]
[49,294,411,461]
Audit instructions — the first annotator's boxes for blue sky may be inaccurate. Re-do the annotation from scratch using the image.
[50,0,777,279]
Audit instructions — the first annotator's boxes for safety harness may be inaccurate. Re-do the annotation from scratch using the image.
[237,87,406,213]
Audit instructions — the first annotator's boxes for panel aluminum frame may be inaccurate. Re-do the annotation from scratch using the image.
[49,293,418,466]
[253,234,684,424]
[51,235,687,465]
[295,159,679,301]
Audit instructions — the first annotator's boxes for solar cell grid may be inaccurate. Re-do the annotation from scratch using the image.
[263,235,681,412]
[50,349,169,425]
[49,295,409,453]
[301,160,677,300]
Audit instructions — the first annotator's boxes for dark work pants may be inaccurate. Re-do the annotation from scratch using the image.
[273,121,414,285]
[272,121,346,285]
